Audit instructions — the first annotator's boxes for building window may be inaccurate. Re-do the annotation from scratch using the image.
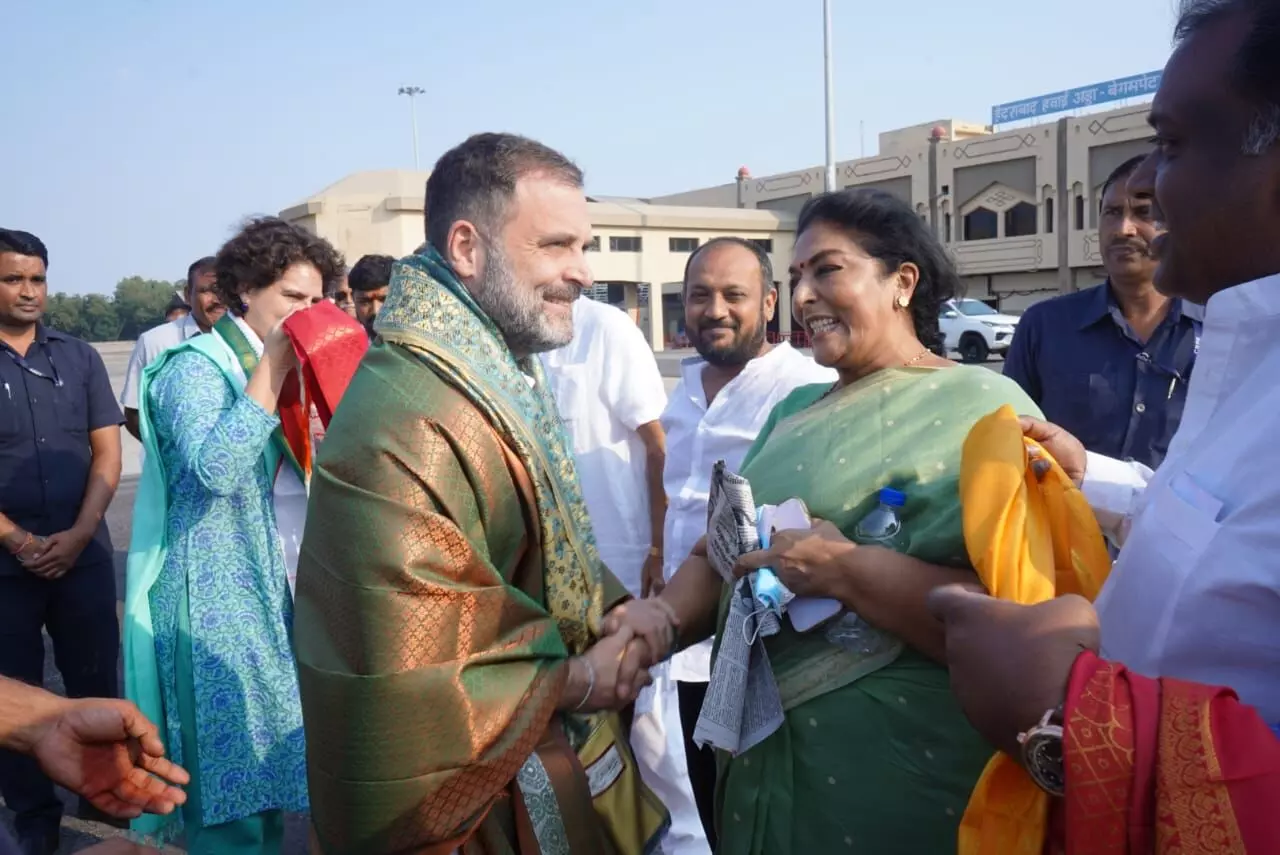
[586,236,601,252]
[962,208,998,241]
[669,237,699,253]
[750,238,774,253]
[944,213,953,243]
[610,236,642,252]
[1045,198,1054,234]
[1004,202,1038,237]
[1074,195,1085,230]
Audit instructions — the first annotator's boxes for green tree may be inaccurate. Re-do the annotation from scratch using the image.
[81,294,121,342]
[113,276,183,339]
[43,293,87,339]
[38,276,186,342]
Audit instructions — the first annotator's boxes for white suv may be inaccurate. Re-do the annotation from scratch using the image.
[938,298,1020,363]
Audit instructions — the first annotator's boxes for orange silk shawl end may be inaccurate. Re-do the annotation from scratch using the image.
[956,404,1113,855]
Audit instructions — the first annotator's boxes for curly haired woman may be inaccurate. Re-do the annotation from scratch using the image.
[122,217,344,854]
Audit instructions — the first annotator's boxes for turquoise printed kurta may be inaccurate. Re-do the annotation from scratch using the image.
[146,348,309,827]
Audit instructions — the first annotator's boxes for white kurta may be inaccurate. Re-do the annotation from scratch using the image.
[1087,273,1280,722]
[120,313,203,410]
[540,298,668,594]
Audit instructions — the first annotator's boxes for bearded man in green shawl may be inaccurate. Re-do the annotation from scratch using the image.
[294,133,677,855]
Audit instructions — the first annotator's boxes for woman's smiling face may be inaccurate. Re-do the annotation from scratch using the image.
[789,219,919,376]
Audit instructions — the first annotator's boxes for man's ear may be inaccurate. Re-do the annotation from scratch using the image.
[445,220,483,281]
[763,284,778,322]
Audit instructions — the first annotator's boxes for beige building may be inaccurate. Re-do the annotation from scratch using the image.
[282,99,1153,349]
[280,174,793,350]
[654,105,1154,313]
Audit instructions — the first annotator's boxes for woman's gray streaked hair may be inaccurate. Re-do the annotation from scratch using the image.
[1175,0,1280,155]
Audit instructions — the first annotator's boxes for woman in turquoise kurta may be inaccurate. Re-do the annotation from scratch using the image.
[123,218,345,854]
[653,189,1041,853]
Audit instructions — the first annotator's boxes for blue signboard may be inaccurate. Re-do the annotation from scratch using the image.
[991,70,1163,125]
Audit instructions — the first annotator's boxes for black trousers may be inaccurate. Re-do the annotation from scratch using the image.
[676,680,718,849]
[0,562,119,838]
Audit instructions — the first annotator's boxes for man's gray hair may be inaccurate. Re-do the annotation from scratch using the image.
[424,133,584,253]
[1175,0,1280,155]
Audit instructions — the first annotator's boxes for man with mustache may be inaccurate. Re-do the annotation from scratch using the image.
[295,133,674,854]
[1003,155,1201,470]
[120,256,225,441]
[658,237,835,848]
[347,253,394,338]
[0,229,124,855]
[931,0,1280,850]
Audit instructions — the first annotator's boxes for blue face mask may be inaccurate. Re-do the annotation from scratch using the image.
[750,507,795,615]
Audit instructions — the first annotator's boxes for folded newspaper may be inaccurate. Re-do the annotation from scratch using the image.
[691,461,786,756]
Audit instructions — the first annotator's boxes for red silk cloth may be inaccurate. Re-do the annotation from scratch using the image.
[279,301,368,479]
[1057,650,1280,854]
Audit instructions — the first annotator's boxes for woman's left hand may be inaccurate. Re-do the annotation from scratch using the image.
[733,520,857,600]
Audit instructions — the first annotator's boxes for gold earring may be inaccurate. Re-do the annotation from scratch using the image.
[896,294,910,309]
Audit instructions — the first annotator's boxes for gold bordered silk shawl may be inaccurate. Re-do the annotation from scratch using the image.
[373,249,608,651]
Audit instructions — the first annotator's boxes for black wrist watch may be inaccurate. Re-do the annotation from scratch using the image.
[1017,706,1065,796]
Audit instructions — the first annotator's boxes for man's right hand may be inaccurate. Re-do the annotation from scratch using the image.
[1020,416,1087,487]
[29,696,189,819]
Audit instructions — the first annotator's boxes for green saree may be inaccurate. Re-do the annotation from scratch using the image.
[715,365,1041,855]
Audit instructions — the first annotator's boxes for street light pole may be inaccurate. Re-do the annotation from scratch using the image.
[398,86,425,169]
[823,0,837,192]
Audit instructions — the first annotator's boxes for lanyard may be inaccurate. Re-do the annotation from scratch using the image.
[1,342,63,387]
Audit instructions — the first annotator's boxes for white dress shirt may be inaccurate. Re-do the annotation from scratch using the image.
[662,343,837,682]
[1088,272,1280,722]
[120,313,203,409]
[540,299,668,596]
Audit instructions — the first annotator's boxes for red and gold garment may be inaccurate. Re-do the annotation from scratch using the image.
[1058,651,1280,854]
[279,299,369,476]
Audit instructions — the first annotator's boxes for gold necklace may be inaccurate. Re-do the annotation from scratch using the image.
[903,348,932,367]
[819,348,934,401]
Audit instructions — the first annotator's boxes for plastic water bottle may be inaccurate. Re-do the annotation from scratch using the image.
[825,488,908,658]
[852,488,908,550]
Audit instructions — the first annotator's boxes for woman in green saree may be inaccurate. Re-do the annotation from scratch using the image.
[644,189,1041,853]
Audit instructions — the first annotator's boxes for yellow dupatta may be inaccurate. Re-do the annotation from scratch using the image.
[957,405,1113,854]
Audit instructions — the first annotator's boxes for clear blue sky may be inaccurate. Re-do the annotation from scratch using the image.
[5,0,1177,294]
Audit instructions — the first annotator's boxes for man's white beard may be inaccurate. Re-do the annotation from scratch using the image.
[470,245,574,355]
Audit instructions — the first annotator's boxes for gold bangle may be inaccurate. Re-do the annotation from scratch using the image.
[573,658,596,712]
[648,547,662,558]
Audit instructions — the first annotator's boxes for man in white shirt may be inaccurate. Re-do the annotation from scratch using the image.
[120,257,224,440]
[540,296,668,608]
[660,237,835,848]
[541,296,704,854]
[930,0,1280,839]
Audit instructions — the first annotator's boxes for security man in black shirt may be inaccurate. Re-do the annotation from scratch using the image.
[0,229,123,855]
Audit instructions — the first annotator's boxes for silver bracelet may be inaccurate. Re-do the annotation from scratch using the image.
[573,658,596,712]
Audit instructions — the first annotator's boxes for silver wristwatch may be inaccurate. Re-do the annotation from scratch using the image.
[1017,706,1065,796]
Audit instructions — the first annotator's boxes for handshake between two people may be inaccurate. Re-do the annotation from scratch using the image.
[558,597,681,714]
